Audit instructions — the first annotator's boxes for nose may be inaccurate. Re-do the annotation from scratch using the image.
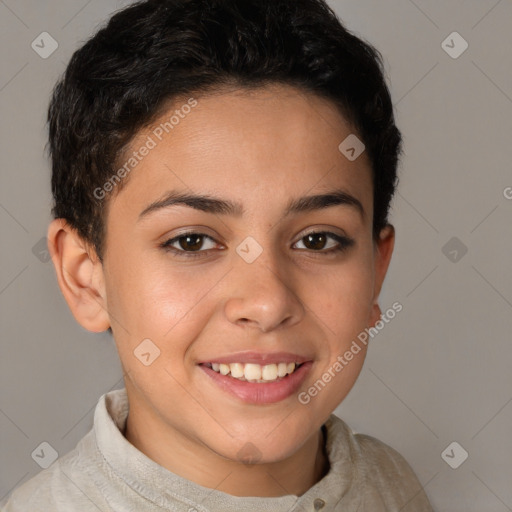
[223,250,305,333]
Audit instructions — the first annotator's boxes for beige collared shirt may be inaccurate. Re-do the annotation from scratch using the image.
[1,388,433,511]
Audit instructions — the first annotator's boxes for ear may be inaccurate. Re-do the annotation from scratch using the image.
[368,224,395,328]
[47,219,110,332]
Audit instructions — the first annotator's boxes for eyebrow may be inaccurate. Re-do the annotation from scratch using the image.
[138,188,365,221]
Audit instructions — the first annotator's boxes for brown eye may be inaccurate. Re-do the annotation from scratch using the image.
[161,232,218,256]
[294,231,353,253]
[302,233,329,250]
[177,234,204,251]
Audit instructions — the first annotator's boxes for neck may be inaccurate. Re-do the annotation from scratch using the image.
[124,398,330,497]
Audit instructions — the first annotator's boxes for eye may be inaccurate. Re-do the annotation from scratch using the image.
[160,232,221,258]
[293,231,354,253]
[160,230,354,259]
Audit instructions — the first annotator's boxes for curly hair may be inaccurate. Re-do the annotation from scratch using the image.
[48,0,402,260]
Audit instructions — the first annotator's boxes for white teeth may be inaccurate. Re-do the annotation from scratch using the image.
[230,362,244,378]
[208,361,300,382]
[244,363,262,381]
[262,364,278,381]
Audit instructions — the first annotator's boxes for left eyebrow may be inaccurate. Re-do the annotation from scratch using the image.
[284,189,365,221]
[138,188,365,221]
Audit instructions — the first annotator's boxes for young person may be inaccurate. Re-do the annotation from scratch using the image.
[1,0,433,510]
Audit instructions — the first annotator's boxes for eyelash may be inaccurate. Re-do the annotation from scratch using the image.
[159,230,354,259]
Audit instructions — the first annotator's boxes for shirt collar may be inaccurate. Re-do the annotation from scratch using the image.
[94,387,362,511]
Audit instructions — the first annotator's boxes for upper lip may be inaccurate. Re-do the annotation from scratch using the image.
[198,351,312,365]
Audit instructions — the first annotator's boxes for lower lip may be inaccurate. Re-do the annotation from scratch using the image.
[199,362,313,405]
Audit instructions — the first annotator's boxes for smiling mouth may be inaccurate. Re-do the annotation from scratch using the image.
[200,362,304,383]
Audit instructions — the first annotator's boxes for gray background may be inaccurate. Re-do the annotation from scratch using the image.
[0,1,511,510]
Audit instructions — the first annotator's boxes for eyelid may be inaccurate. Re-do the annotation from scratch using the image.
[293,231,354,254]
[294,226,349,243]
[160,228,354,258]
[160,231,222,252]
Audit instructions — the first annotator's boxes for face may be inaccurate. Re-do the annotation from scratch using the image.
[59,84,394,474]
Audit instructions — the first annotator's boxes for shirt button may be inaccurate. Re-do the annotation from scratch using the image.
[313,498,325,510]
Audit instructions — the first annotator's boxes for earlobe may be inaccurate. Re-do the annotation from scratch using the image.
[47,219,111,332]
[369,224,395,328]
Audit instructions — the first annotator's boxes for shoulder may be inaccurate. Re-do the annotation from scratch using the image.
[355,431,420,480]
[325,415,434,511]
[0,431,109,512]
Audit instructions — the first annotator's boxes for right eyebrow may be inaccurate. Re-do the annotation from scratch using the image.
[138,190,244,220]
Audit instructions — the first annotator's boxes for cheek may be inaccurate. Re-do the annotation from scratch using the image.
[301,258,375,340]
[299,262,373,411]
[104,263,217,397]
[105,259,218,350]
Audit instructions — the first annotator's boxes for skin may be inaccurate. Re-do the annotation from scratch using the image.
[47,84,395,497]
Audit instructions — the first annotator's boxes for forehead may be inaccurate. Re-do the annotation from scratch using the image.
[109,84,373,221]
